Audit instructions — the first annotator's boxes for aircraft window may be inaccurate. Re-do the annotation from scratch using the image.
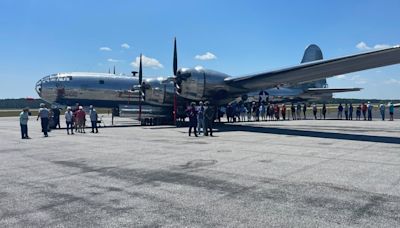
[58,76,72,81]
[99,80,105,84]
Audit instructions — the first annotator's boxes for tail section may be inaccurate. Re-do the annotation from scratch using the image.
[301,44,323,63]
[300,44,326,88]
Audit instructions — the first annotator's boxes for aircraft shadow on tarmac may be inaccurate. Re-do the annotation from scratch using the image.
[215,124,400,145]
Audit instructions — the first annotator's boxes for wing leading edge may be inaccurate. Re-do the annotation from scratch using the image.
[225,46,400,91]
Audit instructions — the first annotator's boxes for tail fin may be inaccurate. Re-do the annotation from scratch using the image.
[301,44,323,63]
[300,44,326,88]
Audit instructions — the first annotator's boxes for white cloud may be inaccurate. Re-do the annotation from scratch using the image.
[334,74,367,84]
[131,55,164,69]
[356,41,392,51]
[356,42,371,50]
[195,52,217,60]
[373,44,391,49]
[335,74,347,79]
[99,47,112,51]
[121,43,130,49]
[384,78,400,85]
[350,75,368,84]
[107,58,121,63]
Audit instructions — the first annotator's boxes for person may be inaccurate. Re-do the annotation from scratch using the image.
[389,102,394,121]
[344,104,349,120]
[322,104,327,120]
[246,103,252,121]
[379,103,385,121]
[367,101,373,121]
[204,101,215,136]
[37,103,49,137]
[260,103,266,121]
[356,105,361,120]
[240,104,247,122]
[349,103,354,120]
[52,106,61,129]
[252,102,257,121]
[312,103,317,120]
[89,105,99,133]
[48,108,54,131]
[291,103,296,120]
[65,106,74,135]
[20,107,30,139]
[255,103,260,121]
[303,103,307,120]
[281,104,286,120]
[76,106,86,133]
[274,104,280,120]
[186,102,198,137]
[361,103,367,120]
[337,104,343,120]
[197,102,205,134]
[296,103,301,120]
[73,104,80,132]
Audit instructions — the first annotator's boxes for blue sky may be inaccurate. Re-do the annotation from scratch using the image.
[1,0,400,99]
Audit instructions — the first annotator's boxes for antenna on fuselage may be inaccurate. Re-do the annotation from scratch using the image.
[113,65,116,75]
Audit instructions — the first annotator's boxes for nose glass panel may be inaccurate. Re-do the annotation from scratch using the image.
[35,79,43,95]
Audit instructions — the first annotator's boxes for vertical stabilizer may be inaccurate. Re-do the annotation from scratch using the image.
[301,44,326,88]
[301,44,323,63]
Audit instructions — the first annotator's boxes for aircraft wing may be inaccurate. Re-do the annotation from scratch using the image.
[225,46,400,91]
[306,87,362,95]
[394,103,400,108]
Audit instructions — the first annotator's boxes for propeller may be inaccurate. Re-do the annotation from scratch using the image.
[172,38,178,124]
[138,54,145,98]
[173,38,178,77]
[139,54,143,85]
[138,54,144,121]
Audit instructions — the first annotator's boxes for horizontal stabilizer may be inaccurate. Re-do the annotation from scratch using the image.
[306,87,362,94]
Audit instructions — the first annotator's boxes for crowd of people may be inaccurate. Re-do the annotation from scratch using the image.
[336,102,396,121]
[18,101,397,139]
[19,103,99,139]
[186,101,215,137]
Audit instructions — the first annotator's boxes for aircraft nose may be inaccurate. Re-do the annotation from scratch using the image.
[35,78,43,96]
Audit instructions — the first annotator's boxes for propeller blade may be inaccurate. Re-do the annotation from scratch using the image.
[139,53,143,85]
[173,37,178,76]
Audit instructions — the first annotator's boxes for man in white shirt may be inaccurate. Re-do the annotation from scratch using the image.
[65,106,74,135]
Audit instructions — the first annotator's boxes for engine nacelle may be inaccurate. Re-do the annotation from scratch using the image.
[176,67,230,101]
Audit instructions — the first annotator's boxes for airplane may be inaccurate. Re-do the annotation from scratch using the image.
[35,39,400,123]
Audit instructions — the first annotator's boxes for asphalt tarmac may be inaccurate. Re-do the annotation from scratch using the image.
[1,116,400,227]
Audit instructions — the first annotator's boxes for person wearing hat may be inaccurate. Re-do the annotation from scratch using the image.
[65,106,74,135]
[204,101,215,136]
[76,106,86,133]
[37,103,49,137]
[89,105,99,133]
[19,107,30,139]
[186,102,198,137]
